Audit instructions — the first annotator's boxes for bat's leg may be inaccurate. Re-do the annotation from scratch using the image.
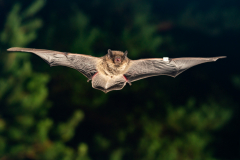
[123,75,132,86]
[87,72,98,82]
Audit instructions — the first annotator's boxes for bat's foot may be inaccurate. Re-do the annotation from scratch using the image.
[123,75,132,85]
[88,72,98,82]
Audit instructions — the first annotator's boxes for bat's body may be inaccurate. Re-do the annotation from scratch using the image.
[7,47,226,93]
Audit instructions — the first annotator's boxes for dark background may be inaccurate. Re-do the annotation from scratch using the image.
[0,0,239,159]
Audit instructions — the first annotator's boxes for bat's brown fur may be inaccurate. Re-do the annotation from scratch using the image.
[99,51,130,76]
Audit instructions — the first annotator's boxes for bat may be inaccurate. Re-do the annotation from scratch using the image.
[7,47,226,93]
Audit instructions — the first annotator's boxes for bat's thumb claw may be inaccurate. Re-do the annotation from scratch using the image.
[128,81,132,86]
[87,79,91,82]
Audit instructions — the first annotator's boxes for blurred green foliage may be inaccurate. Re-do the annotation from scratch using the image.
[0,0,239,160]
[0,1,89,159]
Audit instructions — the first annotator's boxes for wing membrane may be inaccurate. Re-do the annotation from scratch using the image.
[124,56,226,82]
[7,47,99,80]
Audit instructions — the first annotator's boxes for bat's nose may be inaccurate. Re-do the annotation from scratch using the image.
[115,57,121,63]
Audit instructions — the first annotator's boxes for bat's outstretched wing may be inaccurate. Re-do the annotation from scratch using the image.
[7,47,99,81]
[124,56,226,82]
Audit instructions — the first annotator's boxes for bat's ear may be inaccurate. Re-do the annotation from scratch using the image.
[124,50,128,57]
[108,49,112,58]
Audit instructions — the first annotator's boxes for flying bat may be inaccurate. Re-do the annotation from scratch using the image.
[7,47,226,93]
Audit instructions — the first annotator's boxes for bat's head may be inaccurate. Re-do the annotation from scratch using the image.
[107,49,128,65]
